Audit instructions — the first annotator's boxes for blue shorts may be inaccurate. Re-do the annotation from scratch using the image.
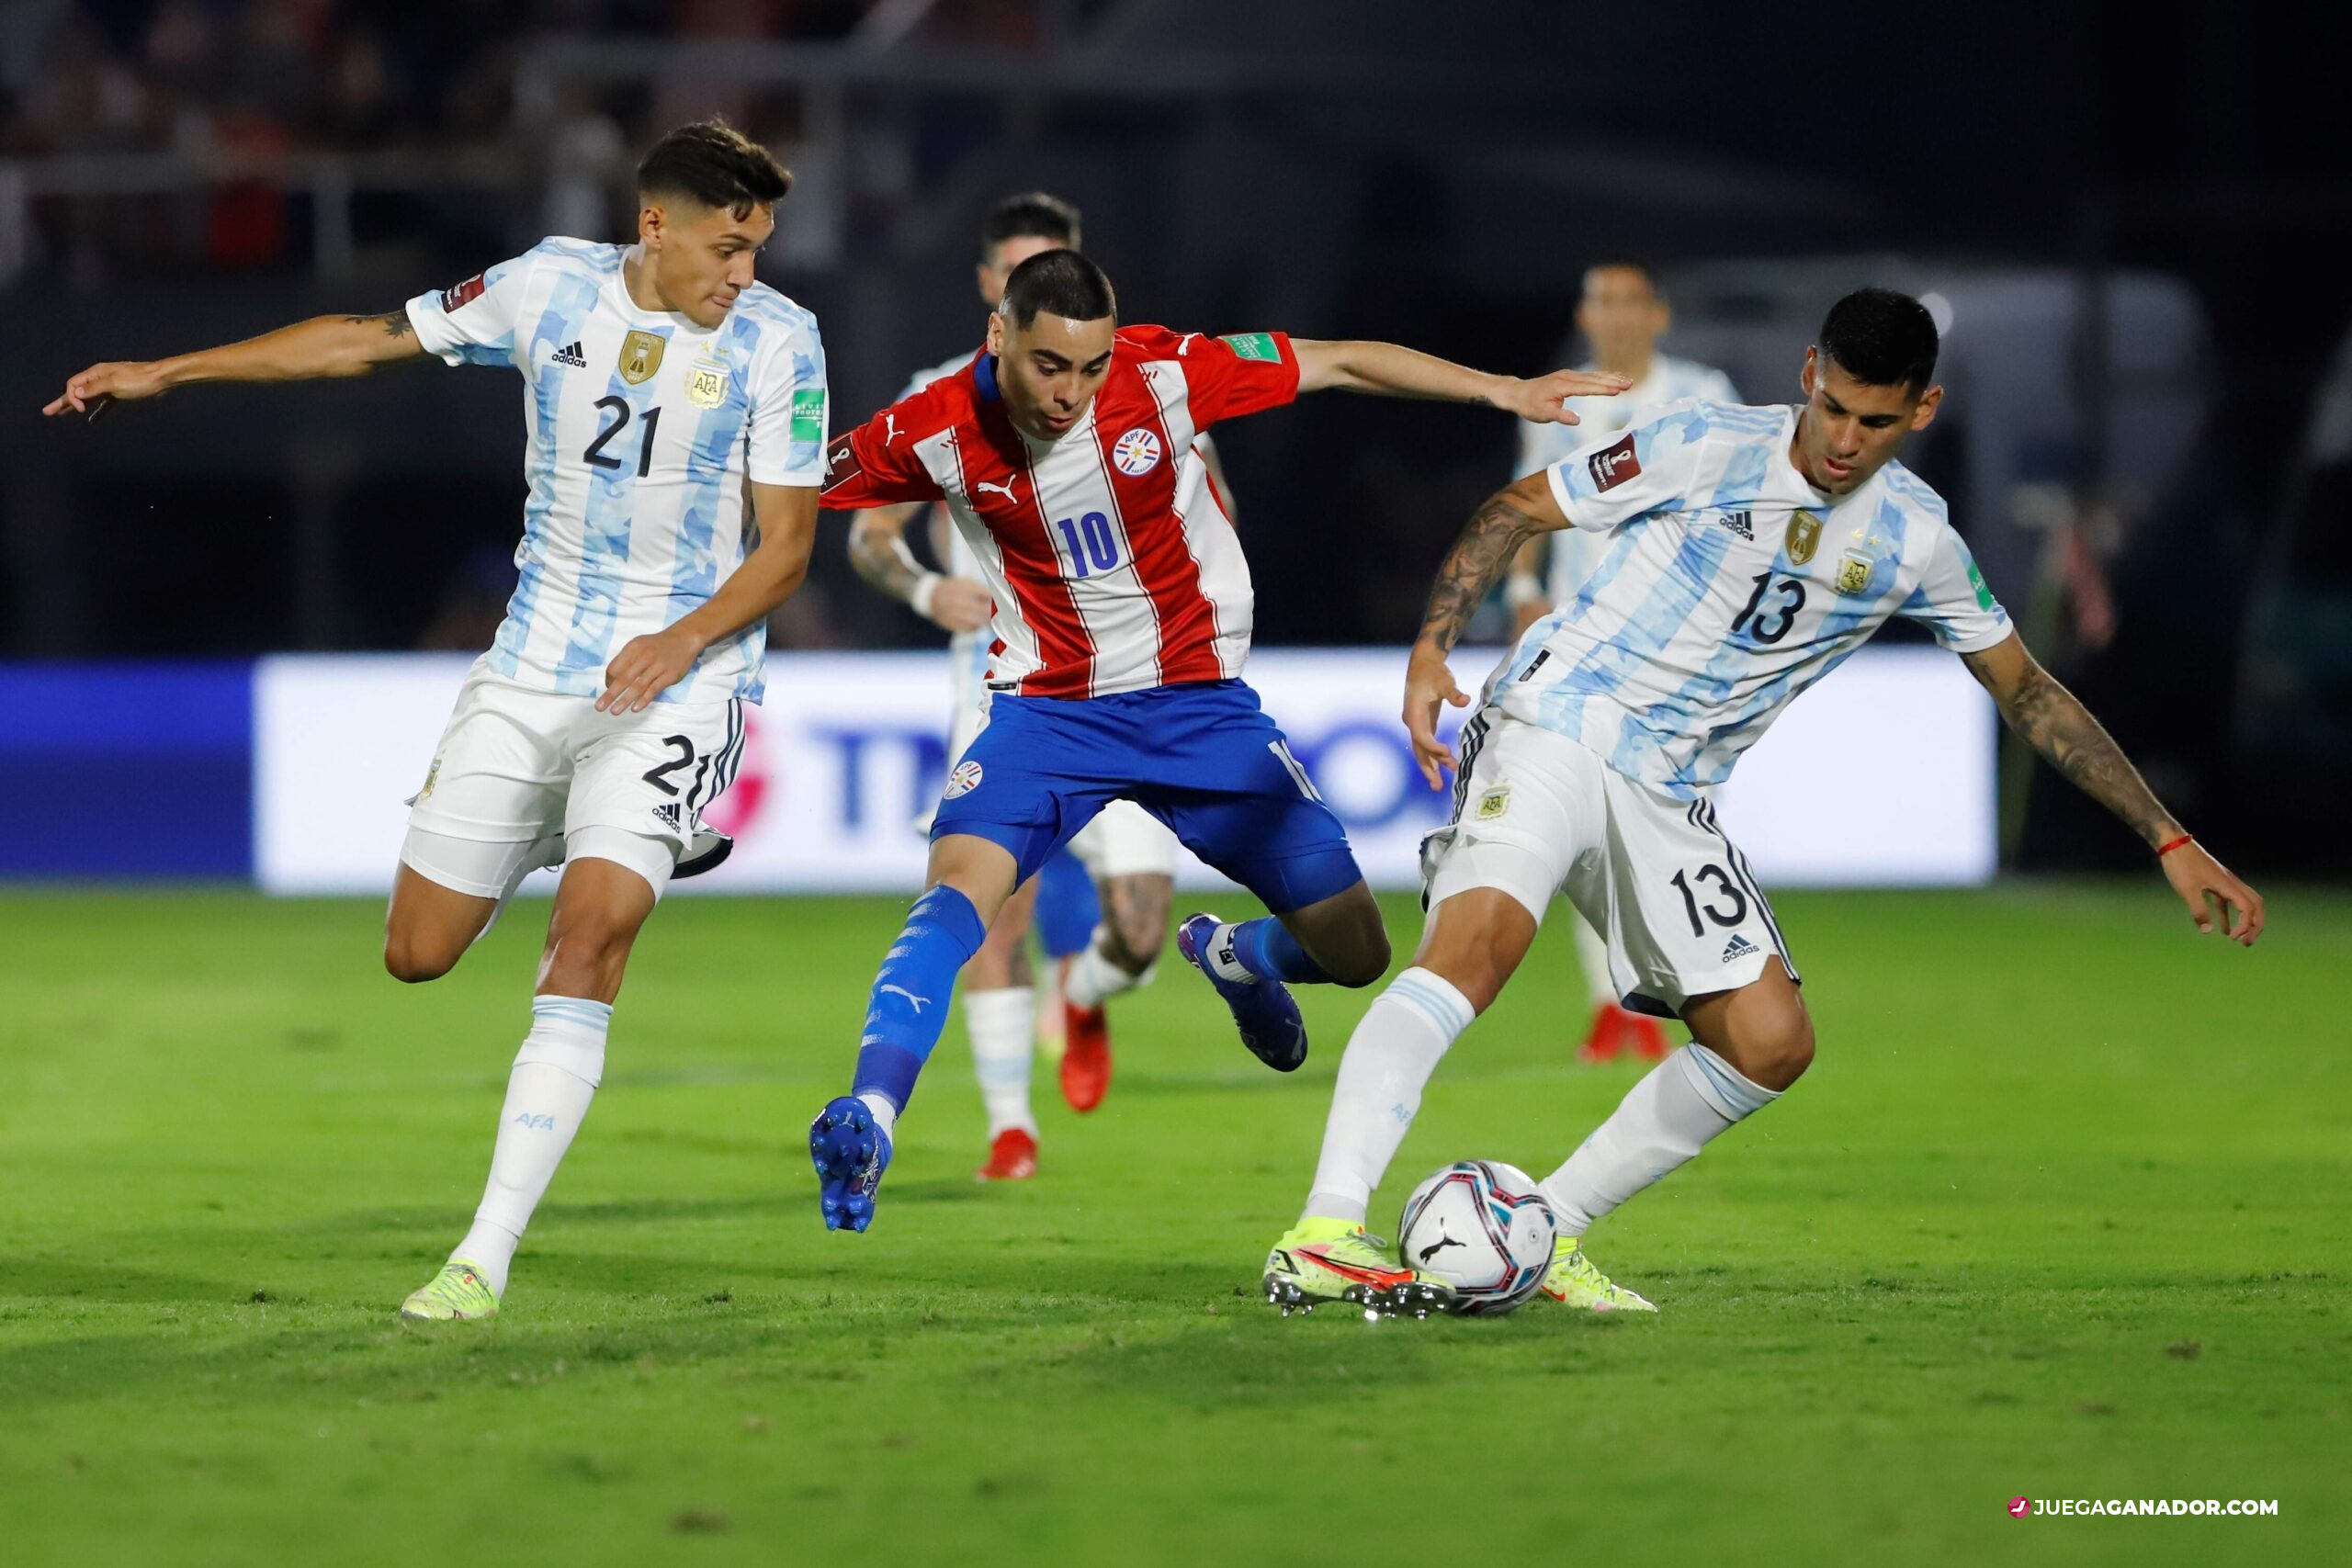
[931,680,1362,914]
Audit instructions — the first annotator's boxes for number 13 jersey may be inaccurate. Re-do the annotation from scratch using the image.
[404,238,829,705]
[1495,400,2013,800]
[820,327,1296,698]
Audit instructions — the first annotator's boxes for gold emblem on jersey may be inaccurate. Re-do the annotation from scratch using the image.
[685,360,729,409]
[1786,509,1822,565]
[1833,551,1874,595]
[619,330,666,386]
[1476,784,1512,821]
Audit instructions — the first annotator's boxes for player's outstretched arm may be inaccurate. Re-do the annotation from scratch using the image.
[1961,633,2265,945]
[598,483,820,714]
[1401,472,1568,788]
[846,504,991,632]
[1291,339,1628,423]
[41,310,429,417]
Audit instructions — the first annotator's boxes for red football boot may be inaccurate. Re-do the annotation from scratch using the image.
[1059,960,1113,1112]
[1626,1011,1671,1061]
[1577,1000,1628,1065]
[975,1127,1038,1181]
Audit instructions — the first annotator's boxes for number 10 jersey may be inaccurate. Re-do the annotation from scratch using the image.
[404,238,829,705]
[1493,400,2012,801]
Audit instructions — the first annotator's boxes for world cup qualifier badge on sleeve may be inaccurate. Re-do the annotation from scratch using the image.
[1589,434,1641,491]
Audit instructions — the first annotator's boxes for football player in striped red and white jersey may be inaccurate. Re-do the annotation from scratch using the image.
[807,249,1628,1231]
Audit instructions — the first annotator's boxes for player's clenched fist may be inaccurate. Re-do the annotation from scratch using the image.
[598,626,707,715]
[1403,642,1471,791]
[1503,367,1633,426]
[43,361,169,417]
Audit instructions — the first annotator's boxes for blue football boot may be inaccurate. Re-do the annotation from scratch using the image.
[809,1096,892,1232]
[1177,913,1308,1072]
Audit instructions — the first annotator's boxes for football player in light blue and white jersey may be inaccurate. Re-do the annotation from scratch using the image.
[1500,260,1739,1066]
[46,120,829,1325]
[1260,289,2266,1318]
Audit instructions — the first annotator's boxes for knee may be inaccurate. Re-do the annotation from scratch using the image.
[1736,1007,1815,1092]
[383,931,461,985]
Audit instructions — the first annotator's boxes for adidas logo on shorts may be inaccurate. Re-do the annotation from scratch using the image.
[1721,933,1761,963]
[651,802,683,831]
[550,340,588,368]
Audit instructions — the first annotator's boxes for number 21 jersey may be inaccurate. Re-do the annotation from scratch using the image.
[1493,400,2012,799]
[404,237,828,705]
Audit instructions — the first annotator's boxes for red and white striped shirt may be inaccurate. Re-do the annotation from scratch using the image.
[821,325,1299,698]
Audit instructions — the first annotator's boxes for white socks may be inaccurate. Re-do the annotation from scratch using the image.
[452,995,610,1297]
[1302,967,1476,1225]
[1064,934,1149,1010]
[1540,1043,1779,1235]
[964,986,1037,1136]
[1571,915,1618,1009]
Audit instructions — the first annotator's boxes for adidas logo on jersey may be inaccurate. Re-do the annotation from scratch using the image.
[651,802,684,831]
[1719,510,1754,540]
[1721,934,1761,963]
[550,341,588,368]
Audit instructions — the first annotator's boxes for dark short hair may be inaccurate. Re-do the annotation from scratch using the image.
[999,249,1117,331]
[1583,259,1662,298]
[1819,288,1939,393]
[636,119,792,219]
[981,192,1081,259]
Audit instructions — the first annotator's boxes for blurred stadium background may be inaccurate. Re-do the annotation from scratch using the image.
[5,0,2349,886]
[7,7,2352,1563]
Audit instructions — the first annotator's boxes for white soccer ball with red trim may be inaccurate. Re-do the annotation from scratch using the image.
[1396,1160,1557,1315]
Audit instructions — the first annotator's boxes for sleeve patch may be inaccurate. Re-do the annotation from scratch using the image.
[439,273,488,312]
[1966,558,1996,611]
[820,432,863,498]
[790,388,826,444]
[1219,332,1282,363]
[1588,434,1642,491]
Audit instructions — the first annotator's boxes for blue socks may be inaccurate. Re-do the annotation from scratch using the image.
[1033,848,1102,960]
[853,885,988,1113]
[1227,916,1334,985]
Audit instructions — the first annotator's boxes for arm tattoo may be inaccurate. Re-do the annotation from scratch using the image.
[1975,656,2177,847]
[846,514,926,604]
[346,310,413,339]
[1418,490,1549,652]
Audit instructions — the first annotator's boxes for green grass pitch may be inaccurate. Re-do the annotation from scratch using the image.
[1,885,2345,1564]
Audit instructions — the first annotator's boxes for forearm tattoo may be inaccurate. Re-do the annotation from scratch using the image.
[1418,490,1549,652]
[346,310,413,339]
[1982,658,2176,846]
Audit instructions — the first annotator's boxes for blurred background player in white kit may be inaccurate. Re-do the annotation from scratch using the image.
[1504,261,1739,1066]
[844,193,1227,1180]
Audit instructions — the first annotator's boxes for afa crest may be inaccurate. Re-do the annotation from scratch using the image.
[1833,552,1875,595]
[1786,509,1822,566]
[1476,784,1511,821]
[686,360,729,409]
[619,329,667,386]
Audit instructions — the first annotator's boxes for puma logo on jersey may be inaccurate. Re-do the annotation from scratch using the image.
[884,412,901,444]
[974,477,1021,503]
[879,984,930,1013]
[1176,333,1201,356]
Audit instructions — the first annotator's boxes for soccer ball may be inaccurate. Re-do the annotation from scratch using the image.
[1396,1160,1558,1315]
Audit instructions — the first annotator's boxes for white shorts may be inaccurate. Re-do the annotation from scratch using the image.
[400,657,744,900]
[1420,709,1796,1017]
[930,638,1179,880]
[1068,798,1181,880]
